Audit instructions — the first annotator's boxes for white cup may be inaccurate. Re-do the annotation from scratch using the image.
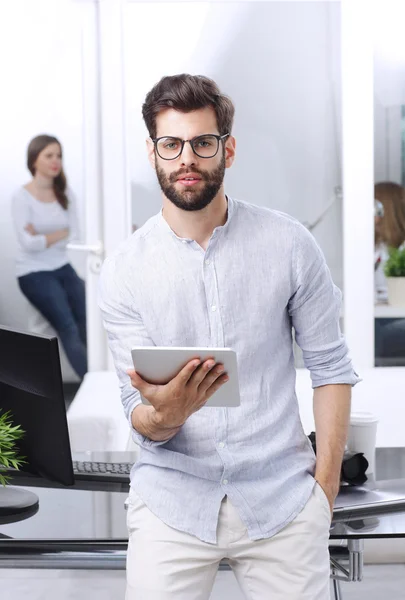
[347,411,378,476]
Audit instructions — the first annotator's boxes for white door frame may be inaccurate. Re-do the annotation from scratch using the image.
[67,0,107,372]
[341,0,375,369]
[97,0,132,369]
[98,0,132,256]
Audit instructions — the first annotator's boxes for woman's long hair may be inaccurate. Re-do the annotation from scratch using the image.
[27,134,69,210]
[375,182,405,248]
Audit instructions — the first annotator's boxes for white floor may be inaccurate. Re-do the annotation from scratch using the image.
[2,564,405,600]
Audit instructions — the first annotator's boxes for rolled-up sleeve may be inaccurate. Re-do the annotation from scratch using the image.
[288,222,360,388]
[97,255,168,448]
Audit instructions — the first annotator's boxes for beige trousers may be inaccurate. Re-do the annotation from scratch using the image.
[125,482,331,600]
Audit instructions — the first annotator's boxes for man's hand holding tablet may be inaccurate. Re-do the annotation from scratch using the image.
[127,357,228,430]
[127,347,240,442]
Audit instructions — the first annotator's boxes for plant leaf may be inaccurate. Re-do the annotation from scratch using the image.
[0,409,25,473]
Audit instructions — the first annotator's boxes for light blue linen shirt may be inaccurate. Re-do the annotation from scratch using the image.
[98,196,359,544]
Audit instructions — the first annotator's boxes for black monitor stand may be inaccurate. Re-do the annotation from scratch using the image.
[0,486,39,525]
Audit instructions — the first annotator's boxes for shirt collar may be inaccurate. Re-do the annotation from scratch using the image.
[157,196,235,243]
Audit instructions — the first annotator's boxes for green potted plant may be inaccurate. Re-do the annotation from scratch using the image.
[384,245,405,307]
[0,410,26,486]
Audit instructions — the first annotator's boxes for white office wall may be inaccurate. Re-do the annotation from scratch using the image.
[0,0,91,331]
[124,1,344,288]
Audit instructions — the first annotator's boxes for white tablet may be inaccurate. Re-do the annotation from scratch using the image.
[131,347,240,408]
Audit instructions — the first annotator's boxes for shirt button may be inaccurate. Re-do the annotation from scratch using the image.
[182,239,187,244]
[218,442,225,449]
[205,259,210,265]
[211,305,217,312]
[223,479,228,485]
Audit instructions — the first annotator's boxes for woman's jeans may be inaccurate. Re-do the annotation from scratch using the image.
[18,263,87,378]
[375,317,405,366]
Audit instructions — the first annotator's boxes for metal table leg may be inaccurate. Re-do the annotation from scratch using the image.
[332,568,343,600]
[329,537,364,600]
[347,539,364,582]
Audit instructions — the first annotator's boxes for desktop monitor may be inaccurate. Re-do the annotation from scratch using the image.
[0,325,74,487]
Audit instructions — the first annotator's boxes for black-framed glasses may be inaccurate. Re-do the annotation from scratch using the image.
[151,133,230,160]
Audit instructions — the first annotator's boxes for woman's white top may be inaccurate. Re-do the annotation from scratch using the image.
[11,186,80,277]
[375,241,389,304]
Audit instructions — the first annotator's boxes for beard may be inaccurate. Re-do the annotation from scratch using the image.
[155,153,226,212]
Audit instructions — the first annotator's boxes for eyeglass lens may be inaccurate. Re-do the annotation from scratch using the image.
[156,135,219,159]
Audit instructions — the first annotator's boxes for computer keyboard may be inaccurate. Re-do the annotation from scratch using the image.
[72,460,133,483]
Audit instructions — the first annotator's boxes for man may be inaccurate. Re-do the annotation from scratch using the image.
[98,74,360,600]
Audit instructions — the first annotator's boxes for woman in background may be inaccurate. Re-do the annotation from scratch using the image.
[12,134,87,378]
[374,181,405,365]
[375,181,405,249]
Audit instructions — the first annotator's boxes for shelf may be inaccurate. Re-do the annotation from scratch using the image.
[374,305,405,319]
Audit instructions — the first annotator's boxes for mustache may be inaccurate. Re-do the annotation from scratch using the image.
[169,169,206,183]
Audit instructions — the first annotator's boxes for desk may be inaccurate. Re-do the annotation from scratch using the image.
[1,449,405,599]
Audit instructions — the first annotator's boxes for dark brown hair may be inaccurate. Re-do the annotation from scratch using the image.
[27,135,69,210]
[375,181,405,248]
[142,74,235,139]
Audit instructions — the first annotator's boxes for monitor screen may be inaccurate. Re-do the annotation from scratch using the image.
[0,325,74,486]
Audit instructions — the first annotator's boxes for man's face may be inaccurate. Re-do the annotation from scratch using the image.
[147,107,235,212]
